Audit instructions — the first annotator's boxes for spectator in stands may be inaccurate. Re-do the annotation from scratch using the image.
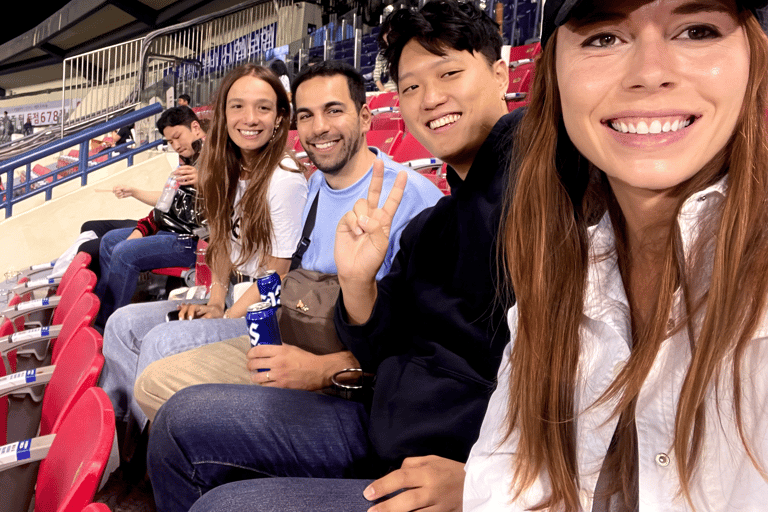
[374,5,397,93]
[22,116,32,136]
[176,93,191,107]
[147,3,513,511]
[91,106,205,320]
[269,59,292,100]
[307,54,323,67]
[464,0,768,511]
[51,107,204,281]
[98,64,308,453]
[1,111,12,141]
[133,61,442,424]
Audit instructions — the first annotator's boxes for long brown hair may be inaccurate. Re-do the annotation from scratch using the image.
[501,11,768,511]
[198,63,300,271]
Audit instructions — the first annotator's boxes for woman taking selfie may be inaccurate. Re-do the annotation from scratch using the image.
[465,0,768,511]
[98,63,308,433]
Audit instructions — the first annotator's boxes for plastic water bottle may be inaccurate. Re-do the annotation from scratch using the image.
[155,172,179,212]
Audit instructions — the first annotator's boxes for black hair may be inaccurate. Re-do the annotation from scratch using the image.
[269,59,290,78]
[156,105,201,134]
[380,0,503,84]
[177,93,191,103]
[290,60,367,112]
[307,54,324,66]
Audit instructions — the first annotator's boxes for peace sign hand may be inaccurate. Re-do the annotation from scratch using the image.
[335,159,407,289]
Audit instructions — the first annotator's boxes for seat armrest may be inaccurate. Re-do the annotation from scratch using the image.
[0,435,54,472]
[0,325,61,357]
[0,296,61,321]
[0,366,54,399]
[11,276,60,296]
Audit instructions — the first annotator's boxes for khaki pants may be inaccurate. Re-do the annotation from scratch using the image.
[134,335,253,422]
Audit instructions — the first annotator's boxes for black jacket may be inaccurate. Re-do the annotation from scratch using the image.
[335,110,524,470]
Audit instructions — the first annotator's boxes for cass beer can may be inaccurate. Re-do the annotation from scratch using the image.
[246,301,282,347]
[256,270,281,307]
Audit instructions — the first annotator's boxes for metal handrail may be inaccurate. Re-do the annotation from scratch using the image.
[1,103,164,218]
[137,0,271,93]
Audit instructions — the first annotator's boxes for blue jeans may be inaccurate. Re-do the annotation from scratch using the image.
[147,384,379,512]
[188,478,374,512]
[98,301,248,428]
[94,228,196,326]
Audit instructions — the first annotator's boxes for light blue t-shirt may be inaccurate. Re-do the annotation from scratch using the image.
[299,147,444,280]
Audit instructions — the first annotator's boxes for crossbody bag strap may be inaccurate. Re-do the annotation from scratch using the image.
[290,192,320,271]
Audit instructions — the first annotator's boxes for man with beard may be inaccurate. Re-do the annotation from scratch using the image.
[132,61,442,429]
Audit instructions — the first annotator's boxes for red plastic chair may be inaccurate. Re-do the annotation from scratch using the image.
[12,251,91,298]
[286,130,301,151]
[0,324,104,512]
[366,130,403,156]
[370,109,406,132]
[507,42,541,68]
[506,62,534,110]
[1,269,97,371]
[82,505,111,512]
[1,292,99,375]
[391,132,436,164]
[0,326,104,436]
[368,91,399,110]
[0,388,115,512]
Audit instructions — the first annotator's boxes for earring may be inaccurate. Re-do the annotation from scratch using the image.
[270,120,281,142]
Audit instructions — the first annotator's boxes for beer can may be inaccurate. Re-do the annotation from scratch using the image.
[246,302,282,349]
[256,270,281,307]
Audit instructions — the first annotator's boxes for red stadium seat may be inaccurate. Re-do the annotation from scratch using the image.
[391,132,435,163]
[82,505,111,512]
[0,388,115,512]
[506,62,534,110]
[11,251,91,298]
[366,130,403,156]
[368,91,399,110]
[370,109,406,132]
[507,42,541,68]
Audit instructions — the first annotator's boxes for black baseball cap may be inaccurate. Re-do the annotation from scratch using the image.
[541,0,768,46]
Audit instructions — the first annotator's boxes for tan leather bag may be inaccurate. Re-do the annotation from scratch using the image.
[277,268,345,355]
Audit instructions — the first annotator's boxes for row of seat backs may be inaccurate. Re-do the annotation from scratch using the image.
[0,250,110,510]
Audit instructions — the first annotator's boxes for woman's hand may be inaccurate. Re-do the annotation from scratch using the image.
[177,302,225,320]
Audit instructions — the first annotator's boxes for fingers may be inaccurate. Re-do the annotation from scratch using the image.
[177,303,200,320]
[365,467,412,502]
[380,171,407,220]
[366,487,431,512]
[338,209,365,236]
[366,159,385,210]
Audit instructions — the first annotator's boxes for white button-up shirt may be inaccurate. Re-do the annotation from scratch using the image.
[464,180,768,511]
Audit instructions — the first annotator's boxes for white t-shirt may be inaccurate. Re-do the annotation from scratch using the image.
[230,157,308,277]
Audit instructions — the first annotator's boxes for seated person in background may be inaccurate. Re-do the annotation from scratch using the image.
[93,106,204,326]
[133,60,442,422]
[465,0,768,511]
[98,64,308,449]
[176,94,191,107]
[52,107,204,281]
[147,3,515,511]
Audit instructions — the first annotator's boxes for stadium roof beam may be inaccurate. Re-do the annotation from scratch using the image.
[40,43,67,60]
[107,0,158,27]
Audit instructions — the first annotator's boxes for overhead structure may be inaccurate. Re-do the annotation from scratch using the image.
[0,0,255,92]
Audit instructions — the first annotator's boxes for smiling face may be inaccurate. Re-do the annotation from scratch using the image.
[396,40,509,177]
[225,75,280,159]
[162,121,203,159]
[294,74,370,176]
[556,0,749,209]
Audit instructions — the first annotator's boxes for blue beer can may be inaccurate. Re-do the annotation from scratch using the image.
[256,270,281,307]
[246,302,282,349]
